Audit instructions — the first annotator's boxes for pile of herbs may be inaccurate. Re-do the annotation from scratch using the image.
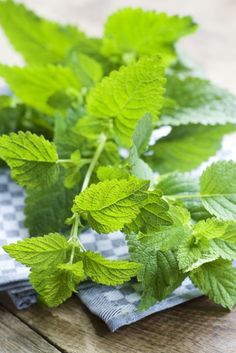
[0,0,236,310]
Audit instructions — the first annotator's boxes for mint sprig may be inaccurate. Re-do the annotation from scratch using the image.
[1,2,236,311]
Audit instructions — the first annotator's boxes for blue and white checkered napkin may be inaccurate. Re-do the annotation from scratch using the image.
[0,133,236,331]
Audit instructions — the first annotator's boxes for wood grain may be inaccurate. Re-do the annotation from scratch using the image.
[0,303,61,353]
[1,294,235,353]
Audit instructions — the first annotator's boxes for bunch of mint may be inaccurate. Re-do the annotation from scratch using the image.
[0,1,236,310]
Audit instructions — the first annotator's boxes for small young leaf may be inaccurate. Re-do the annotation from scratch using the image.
[58,261,86,280]
[190,259,236,310]
[82,251,142,285]
[177,235,218,272]
[0,131,59,188]
[3,233,68,268]
[129,145,153,182]
[72,178,149,233]
[132,113,153,156]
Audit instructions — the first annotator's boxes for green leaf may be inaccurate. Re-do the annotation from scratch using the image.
[96,166,130,181]
[67,52,103,87]
[102,8,197,65]
[0,95,12,109]
[178,218,236,272]
[157,172,210,221]
[0,105,25,135]
[25,172,80,236]
[190,259,236,309]
[63,150,83,189]
[72,178,149,233]
[30,266,81,308]
[132,113,153,155]
[138,205,191,251]
[193,218,228,241]
[87,56,165,146]
[210,239,236,261]
[177,235,218,272]
[124,189,172,234]
[0,0,88,65]
[82,251,142,285]
[147,125,233,173]
[200,161,236,220]
[3,233,68,268]
[128,238,186,309]
[129,145,153,181]
[58,261,86,280]
[160,76,236,126]
[0,64,81,115]
[54,113,86,159]
[0,131,59,188]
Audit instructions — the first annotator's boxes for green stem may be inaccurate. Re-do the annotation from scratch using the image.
[81,133,107,192]
[67,134,107,262]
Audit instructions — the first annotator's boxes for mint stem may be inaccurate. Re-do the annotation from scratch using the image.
[81,133,107,192]
[68,134,107,261]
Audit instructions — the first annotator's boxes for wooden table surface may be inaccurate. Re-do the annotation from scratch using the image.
[0,293,236,353]
[0,0,236,352]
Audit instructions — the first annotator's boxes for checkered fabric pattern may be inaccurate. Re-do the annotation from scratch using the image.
[0,133,236,331]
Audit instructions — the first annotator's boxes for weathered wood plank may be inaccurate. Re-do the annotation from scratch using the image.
[1,294,236,353]
[0,303,61,353]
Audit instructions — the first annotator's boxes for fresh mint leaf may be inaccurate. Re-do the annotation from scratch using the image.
[147,124,233,173]
[124,189,172,234]
[138,205,191,251]
[82,251,142,285]
[200,161,236,220]
[178,218,236,272]
[132,114,153,156]
[190,259,236,310]
[67,52,103,87]
[157,172,210,221]
[177,235,218,272]
[0,64,81,115]
[96,166,130,181]
[30,266,82,308]
[102,8,197,65]
[25,172,80,236]
[0,0,89,65]
[129,145,153,181]
[58,261,86,280]
[3,233,68,268]
[72,178,149,233]
[0,131,59,188]
[160,76,236,126]
[87,56,165,146]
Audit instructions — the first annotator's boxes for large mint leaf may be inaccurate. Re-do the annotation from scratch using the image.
[87,56,165,147]
[160,76,236,126]
[72,178,149,233]
[0,64,81,115]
